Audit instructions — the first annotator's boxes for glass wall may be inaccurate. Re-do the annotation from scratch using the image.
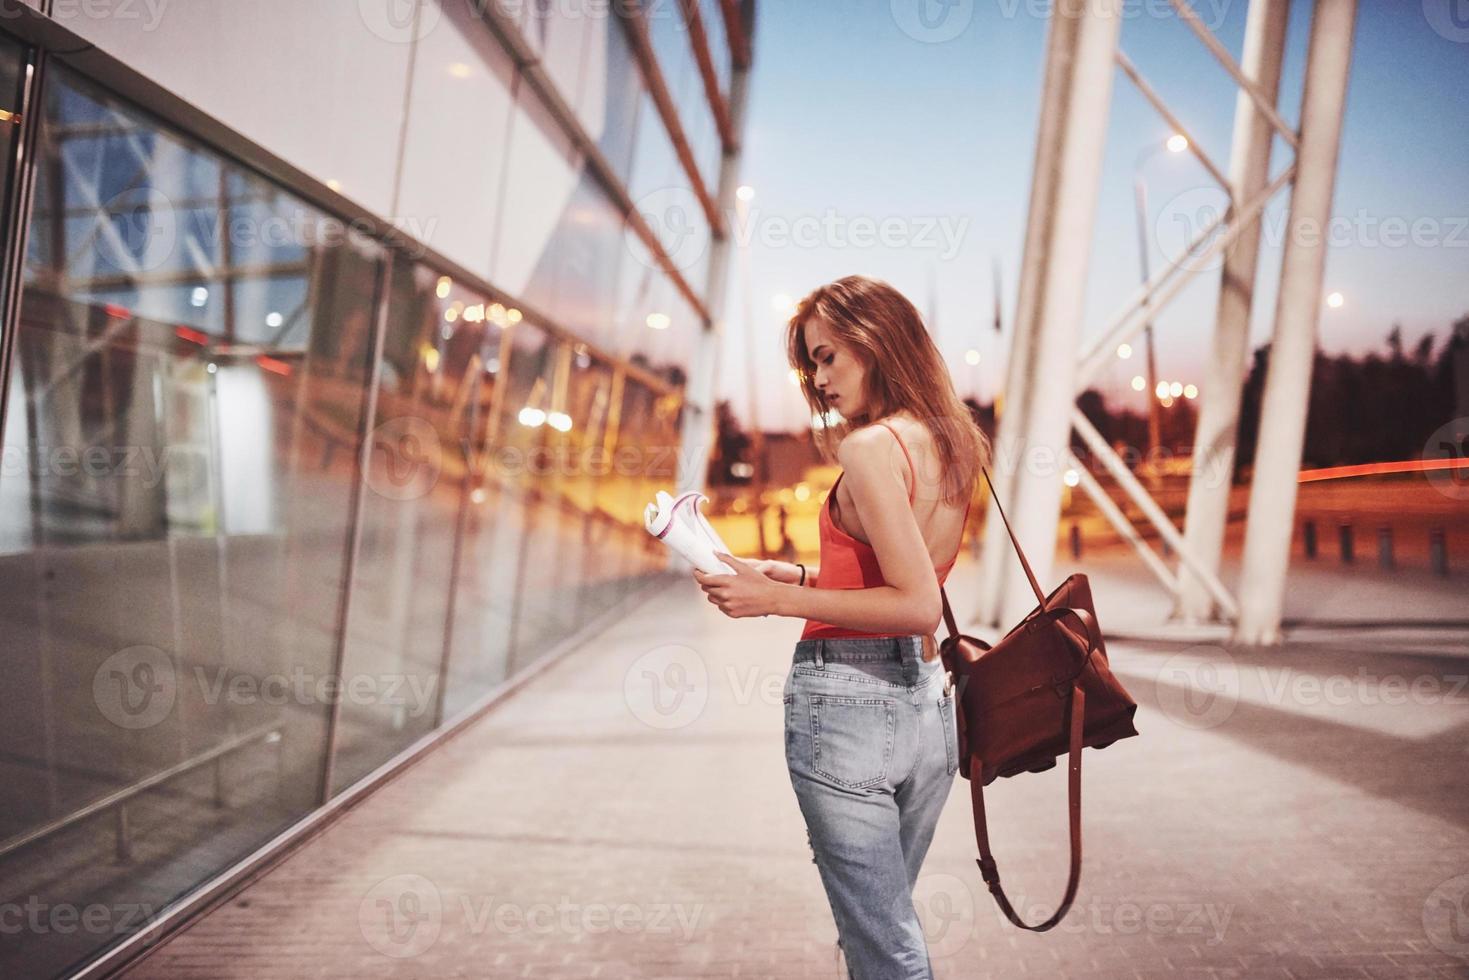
[0,64,381,978]
[0,0,742,974]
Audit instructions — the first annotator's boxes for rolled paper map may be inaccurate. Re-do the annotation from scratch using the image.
[644,490,736,574]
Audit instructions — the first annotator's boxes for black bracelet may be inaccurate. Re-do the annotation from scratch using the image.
[797,562,806,586]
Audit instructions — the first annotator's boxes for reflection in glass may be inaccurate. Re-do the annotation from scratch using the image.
[329,264,496,793]
[0,66,379,978]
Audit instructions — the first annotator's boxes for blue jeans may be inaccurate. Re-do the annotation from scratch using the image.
[783,634,959,980]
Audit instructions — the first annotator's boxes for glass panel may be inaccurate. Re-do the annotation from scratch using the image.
[611,226,699,385]
[585,19,643,187]
[505,336,585,674]
[328,263,492,794]
[440,314,551,715]
[625,89,711,299]
[560,345,620,625]
[440,312,514,719]
[594,372,683,600]
[0,65,379,978]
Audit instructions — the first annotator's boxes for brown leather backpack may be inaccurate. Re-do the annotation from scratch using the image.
[939,466,1140,931]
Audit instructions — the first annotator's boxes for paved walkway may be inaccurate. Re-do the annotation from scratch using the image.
[126,554,1469,979]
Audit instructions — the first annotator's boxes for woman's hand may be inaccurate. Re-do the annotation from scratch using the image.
[747,559,803,584]
[692,552,785,619]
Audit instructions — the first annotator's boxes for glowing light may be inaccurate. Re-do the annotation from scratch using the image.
[646,312,671,330]
[1166,133,1189,154]
[1131,375,1146,391]
[518,407,546,427]
[506,308,522,323]
[1169,381,1183,398]
[206,362,217,374]
[1183,384,1198,399]
[326,179,341,192]
[964,349,980,366]
[1326,291,1344,309]
[1155,381,1170,399]
[265,312,283,328]
[794,484,811,502]
[1063,468,1080,488]
[471,487,487,504]
[736,185,755,202]
[1116,343,1132,359]
[190,287,209,307]
[547,411,572,432]
[447,62,472,79]
[436,276,452,298]
[423,347,440,372]
[444,306,459,323]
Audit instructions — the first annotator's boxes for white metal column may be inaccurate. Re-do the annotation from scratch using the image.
[1175,0,1290,623]
[976,2,1096,629]
[1234,0,1359,645]
[993,0,1123,629]
[672,65,751,515]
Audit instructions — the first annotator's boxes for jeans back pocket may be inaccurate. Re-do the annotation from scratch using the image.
[808,694,896,789]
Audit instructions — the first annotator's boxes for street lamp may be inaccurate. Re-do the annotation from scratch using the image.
[1133,134,1188,477]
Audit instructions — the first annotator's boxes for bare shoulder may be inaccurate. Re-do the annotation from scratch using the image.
[835,423,893,466]
[837,421,916,497]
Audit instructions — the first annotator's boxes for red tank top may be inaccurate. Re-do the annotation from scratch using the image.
[800,420,971,641]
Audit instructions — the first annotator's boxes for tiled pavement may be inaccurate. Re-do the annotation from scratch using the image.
[124,553,1469,979]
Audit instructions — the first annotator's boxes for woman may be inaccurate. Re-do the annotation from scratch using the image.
[693,275,991,979]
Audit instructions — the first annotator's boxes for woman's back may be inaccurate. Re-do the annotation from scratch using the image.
[827,412,970,570]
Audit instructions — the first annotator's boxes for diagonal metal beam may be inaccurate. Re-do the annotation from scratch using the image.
[1071,407,1239,618]
[619,0,726,238]
[1115,50,1231,194]
[1168,0,1300,151]
[1077,162,1295,386]
[679,0,737,153]
[1066,448,1180,592]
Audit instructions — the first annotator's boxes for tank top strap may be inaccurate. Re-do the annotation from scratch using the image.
[874,420,916,505]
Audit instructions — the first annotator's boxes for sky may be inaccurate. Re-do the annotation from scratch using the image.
[715,0,1469,432]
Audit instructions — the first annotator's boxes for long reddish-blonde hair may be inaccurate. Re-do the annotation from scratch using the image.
[785,274,990,505]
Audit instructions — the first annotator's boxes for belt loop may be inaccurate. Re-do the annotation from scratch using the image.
[814,640,825,669]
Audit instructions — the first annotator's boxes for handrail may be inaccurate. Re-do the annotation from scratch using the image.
[0,719,283,863]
